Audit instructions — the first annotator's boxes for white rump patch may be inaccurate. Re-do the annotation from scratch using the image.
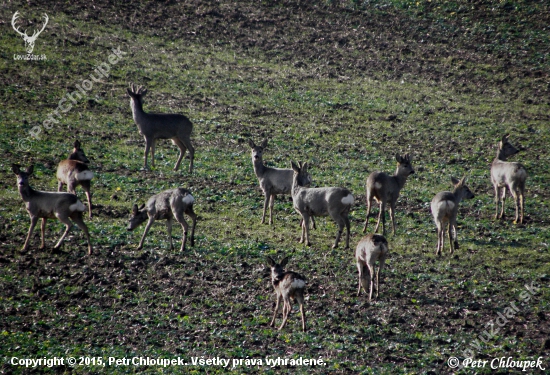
[291,279,306,289]
[374,182,383,190]
[182,194,195,205]
[76,170,94,181]
[438,201,455,211]
[341,194,354,206]
[69,200,86,212]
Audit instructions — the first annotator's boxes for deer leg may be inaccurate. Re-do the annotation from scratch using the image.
[67,182,77,195]
[344,215,351,249]
[172,138,186,171]
[311,216,316,230]
[261,191,270,224]
[57,181,64,192]
[270,294,282,327]
[377,254,387,299]
[166,217,174,250]
[23,216,38,251]
[143,137,152,169]
[493,185,500,220]
[150,139,157,167]
[519,191,525,224]
[332,216,345,249]
[374,201,386,235]
[174,211,189,252]
[367,264,375,302]
[279,296,291,330]
[53,214,73,251]
[389,202,397,235]
[80,180,92,218]
[499,188,506,219]
[186,207,197,247]
[268,194,275,225]
[363,197,372,233]
[71,212,92,255]
[296,293,306,332]
[137,216,155,250]
[181,137,194,174]
[40,218,46,250]
[510,187,520,224]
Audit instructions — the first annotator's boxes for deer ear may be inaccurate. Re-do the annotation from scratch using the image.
[248,139,255,148]
[502,134,510,142]
[141,89,147,96]
[132,204,138,215]
[395,153,403,163]
[266,256,275,267]
[460,176,467,185]
[280,257,289,267]
[451,176,460,185]
[139,203,145,210]
[291,161,300,172]
[261,139,268,149]
[302,162,308,171]
[126,88,133,96]
[12,164,21,174]
[74,140,81,149]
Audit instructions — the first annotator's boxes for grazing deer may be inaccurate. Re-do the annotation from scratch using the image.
[490,134,527,224]
[266,256,306,332]
[57,140,94,218]
[431,176,475,255]
[12,164,92,255]
[127,84,195,173]
[127,188,197,251]
[355,234,389,301]
[362,153,415,236]
[249,139,314,228]
[291,161,354,249]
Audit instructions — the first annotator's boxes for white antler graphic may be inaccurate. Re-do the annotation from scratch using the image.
[12,11,49,54]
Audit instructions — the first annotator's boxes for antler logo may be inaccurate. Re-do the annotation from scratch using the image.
[12,11,49,54]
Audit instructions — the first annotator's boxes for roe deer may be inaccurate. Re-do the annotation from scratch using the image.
[127,84,195,173]
[266,256,306,332]
[431,176,475,255]
[57,140,94,218]
[355,234,389,301]
[12,164,92,255]
[490,134,527,224]
[291,161,354,249]
[363,153,415,236]
[249,139,314,227]
[127,188,197,251]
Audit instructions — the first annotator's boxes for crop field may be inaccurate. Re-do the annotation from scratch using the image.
[1,0,549,373]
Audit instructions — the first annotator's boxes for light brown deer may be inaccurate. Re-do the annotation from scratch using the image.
[127,188,197,251]
[355,234,389,301]
[490,134,527,224]
[249,139,314,227]
[57,140,94,218]
[12,164,92,255]
[363,153,415,236]
[127,84,195,173]
[266,256,306,332]
[431,176,475,255]
[291,161,354,249]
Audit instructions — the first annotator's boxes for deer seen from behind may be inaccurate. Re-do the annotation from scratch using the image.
[57,140,94,218]
[431,176,475,256]
[363,153,415,236]
[127,84,195,173]
[291,161,354,249]
[490,134,527,224]
[12,164,93,255]
[266,256,306,332]
[127,188,197,252]
[355,234,389,302]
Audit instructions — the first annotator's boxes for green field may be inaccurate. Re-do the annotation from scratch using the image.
[1,0,549,373]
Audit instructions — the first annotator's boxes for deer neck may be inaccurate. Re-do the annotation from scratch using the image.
[393,169,409,190]
[252,157,266,177]
[18,184,35,202]
[130,99,147,125]
[291,175,303,198]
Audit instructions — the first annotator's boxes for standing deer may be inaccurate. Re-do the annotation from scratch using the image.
[57,140,94,218]
[266,256,306,332]
[127,84,195,173]
[490,134,527,224]
[127,188,197,252]
[355,234,389,301]
[291,161,354,249]
[249,139,314,227]
[12,164,92,255]
[431,176,475,255]
[362,153,415,236]
[12,11,49,54]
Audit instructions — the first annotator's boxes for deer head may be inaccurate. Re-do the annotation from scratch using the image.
[12,11,49,54]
